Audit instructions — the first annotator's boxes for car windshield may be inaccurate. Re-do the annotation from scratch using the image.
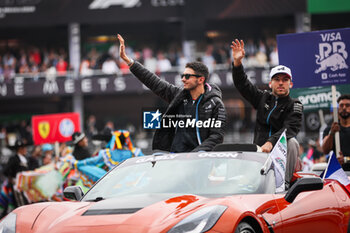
[82,153,265,201]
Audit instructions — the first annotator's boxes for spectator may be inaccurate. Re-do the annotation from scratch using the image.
[42,143,54,165]
[1,139,29,217]
[45,64,57,79]
[56,56,68,75]
[18,50,28,67]
[4,139,29,180]
[72,132,92,160]
[28,145,42,170]
[119,60,130,74]
[19,64,30,74]
[104,121,115,132]
[269,46,279,66]
[177,52,189,70]
[60,142,72,157]
[48,49,59,66]
[86,115,98,140]
[3,64,15,81]
[255,51,268,67]
[102,57,119,74]
[144,52,157,73]
[108,42,119,60]
[258,40,267,54]
[244,39,258,57]
[202,45,216,73]
[322,94,350,169]
[3,52,16,68]
[29,47,41,66]
[156,52,172,73]
[88,47,100,63]
[80,58,93,76]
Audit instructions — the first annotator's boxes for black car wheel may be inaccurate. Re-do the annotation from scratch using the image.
[235,222,256,233]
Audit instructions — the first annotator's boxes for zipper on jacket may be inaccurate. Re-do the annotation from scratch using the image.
[195,94,204,145]
[266,98,278,137]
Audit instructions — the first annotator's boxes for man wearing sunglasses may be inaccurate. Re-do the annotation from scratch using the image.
[231,39,303,187]
[118,34,225,153]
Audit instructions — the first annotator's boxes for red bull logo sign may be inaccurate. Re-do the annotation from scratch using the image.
[278,28,350,88]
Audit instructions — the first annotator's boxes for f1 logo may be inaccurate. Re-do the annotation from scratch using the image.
[143,110,161,129]
[89,0,141,9]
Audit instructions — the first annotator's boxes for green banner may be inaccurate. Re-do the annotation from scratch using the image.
[308,0,350,14]
[290,84,350,112]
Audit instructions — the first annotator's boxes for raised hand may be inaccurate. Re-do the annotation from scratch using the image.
[230,39,245,67]
[117,34,131,64]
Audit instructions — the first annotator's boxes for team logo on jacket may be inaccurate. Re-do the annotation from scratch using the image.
[143,110,162,129]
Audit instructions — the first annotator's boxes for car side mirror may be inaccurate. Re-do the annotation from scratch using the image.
[64,186,84,201]
[284,177,323,203]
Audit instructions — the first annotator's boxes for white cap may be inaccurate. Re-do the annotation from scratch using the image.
[269,65,292,80]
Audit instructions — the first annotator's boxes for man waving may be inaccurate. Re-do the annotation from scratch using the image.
[118,34,225,153]
[231,39,303,185]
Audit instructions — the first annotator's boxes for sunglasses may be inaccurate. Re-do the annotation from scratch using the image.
[339,103,350,108]
[181,73,202,80]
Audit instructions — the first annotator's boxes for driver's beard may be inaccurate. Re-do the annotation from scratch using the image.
[184,81,199,91]
[340,111,350,119]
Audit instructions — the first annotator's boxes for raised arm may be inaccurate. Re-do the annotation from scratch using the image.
[117,34,180,103]
[231,39,245,67]
[231,39,264,109]
[118,34,134,66]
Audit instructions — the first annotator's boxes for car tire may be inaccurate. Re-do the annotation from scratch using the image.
[234,222,256,233]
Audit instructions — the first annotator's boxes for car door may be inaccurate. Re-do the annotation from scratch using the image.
[277,182,343,233]
[329,180,350,232]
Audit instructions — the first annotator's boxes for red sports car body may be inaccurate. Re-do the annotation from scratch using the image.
[1,151,350,233]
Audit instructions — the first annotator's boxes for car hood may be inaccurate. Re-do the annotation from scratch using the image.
[14,193,278,233]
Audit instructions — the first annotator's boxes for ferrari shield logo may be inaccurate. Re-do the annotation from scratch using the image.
[38,121,50,139]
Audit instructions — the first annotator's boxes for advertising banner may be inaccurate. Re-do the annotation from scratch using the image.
[0,67,270,99]
[278,28,350,88]
[0,0,305,27]
[290,84,350,112]
[32,112,80,145]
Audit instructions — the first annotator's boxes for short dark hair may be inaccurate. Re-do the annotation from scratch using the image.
[337,94,350,103]
[185,61,209,83]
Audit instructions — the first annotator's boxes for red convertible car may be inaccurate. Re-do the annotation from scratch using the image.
[1,150,349,233]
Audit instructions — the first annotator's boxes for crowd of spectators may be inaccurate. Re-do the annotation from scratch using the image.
[0,115,140,170]
[0,46,70,82]
[0,37,279,82]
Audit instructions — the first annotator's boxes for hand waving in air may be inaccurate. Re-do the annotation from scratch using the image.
[230,39,245,67]
[117,34,133,66]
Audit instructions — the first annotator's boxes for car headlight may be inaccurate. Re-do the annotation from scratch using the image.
[0,212,17,233]
[168,205,227,233]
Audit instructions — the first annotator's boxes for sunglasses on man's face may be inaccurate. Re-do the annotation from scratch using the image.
[181,73,202,80]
